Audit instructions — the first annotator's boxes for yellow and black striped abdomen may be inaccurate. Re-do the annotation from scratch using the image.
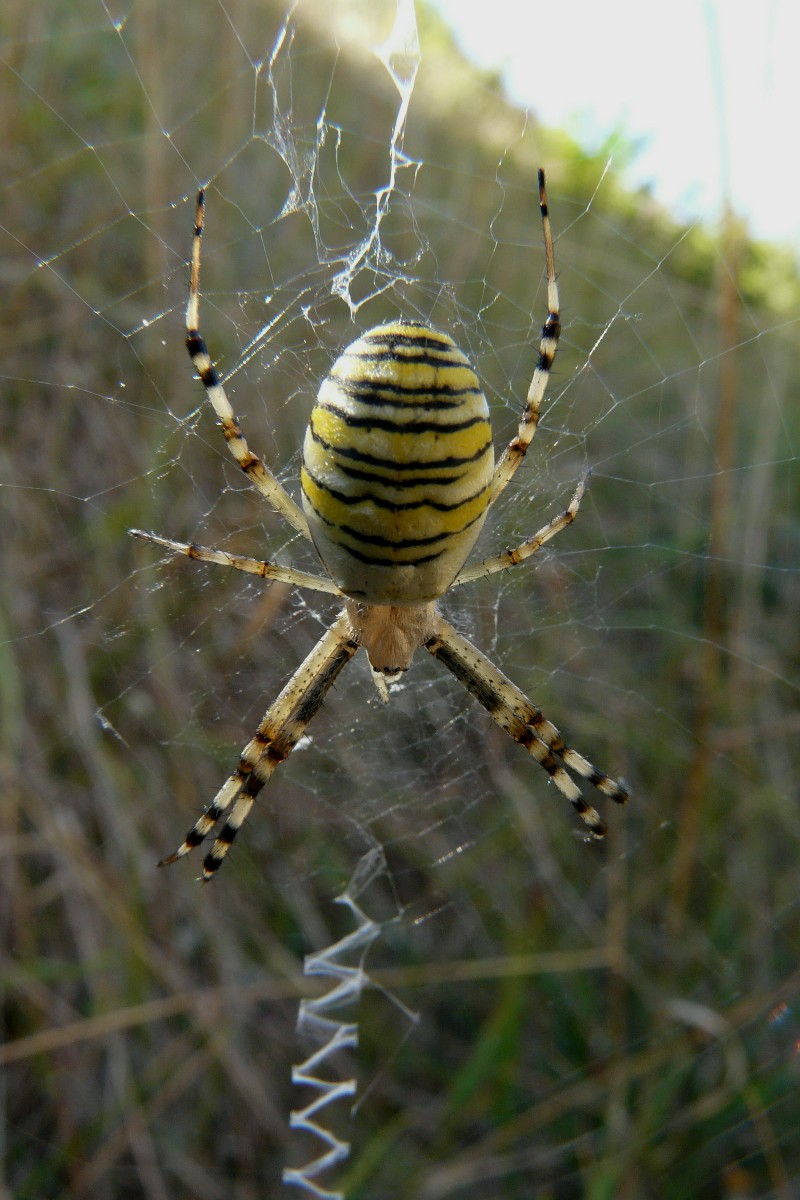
[301,321,494,604]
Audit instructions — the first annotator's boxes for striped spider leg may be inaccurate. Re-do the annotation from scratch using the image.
[134,168,626,881]
[425,615,627,838]
[185,189,311,539]
[129,535,349,880]
[453,473,588,587]
[129,529,341,596]
[160,614,358,880]
[489,168,561,506]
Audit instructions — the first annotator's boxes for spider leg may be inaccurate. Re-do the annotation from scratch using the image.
[424,615,627,835]
[452,474,587,587]
[160,610,358,880]
[129,529,342,595]
[185,189,311,540]
[489,168,560,507]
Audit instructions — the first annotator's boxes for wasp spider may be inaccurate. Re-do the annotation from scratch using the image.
[131,170,628,880]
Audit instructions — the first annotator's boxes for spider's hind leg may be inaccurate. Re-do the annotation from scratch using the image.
[184,188,311,540]
[489,168,561,507]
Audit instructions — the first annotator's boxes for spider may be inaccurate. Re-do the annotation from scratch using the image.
[131,169,628,881]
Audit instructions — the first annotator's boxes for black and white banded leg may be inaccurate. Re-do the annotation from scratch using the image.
[185,189,311,539]
[425,615,627,836]
[160,612,358,879]
[490,168,561,505]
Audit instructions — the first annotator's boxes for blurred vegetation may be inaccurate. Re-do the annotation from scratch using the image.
[1,0,799,1198]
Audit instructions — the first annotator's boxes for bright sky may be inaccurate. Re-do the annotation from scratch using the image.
[428,0,799,250]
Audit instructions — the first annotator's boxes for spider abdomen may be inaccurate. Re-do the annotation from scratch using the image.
[301,321,494,604]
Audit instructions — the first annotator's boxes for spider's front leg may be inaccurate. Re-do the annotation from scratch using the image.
[424,614,627,835]
[161,611,358,880]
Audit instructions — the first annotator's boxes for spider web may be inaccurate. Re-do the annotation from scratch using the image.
[2,0,799,1196]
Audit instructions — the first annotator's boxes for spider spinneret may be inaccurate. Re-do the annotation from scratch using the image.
[131,168,628,881]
